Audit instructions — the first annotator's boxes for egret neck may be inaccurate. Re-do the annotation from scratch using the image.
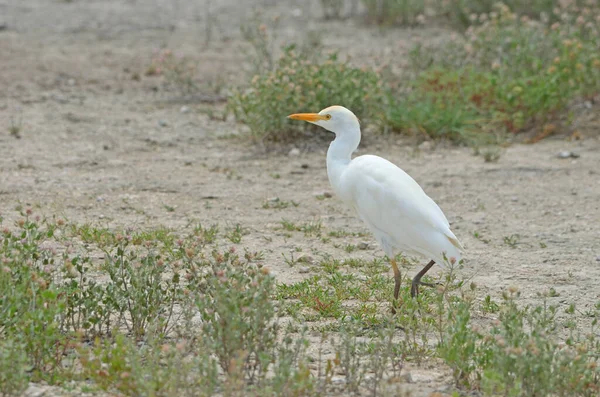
[326,123,361,196]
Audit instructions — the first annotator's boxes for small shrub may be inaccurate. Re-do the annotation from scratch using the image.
[102,237,185,338]
[229,46,385,142]
[0,338,28,396]
[79,333,219,396]
[0,216,72,380]
[387,3,600,144]
[196,250,278,383]
[443,0,596,29]
[440,289,600,395]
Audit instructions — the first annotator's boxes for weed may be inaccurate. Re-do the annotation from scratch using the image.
[301,220,323,237]
[281,219,323,237]
[473,230,491,244]
[344,243,357,253]
[0,339,28,395]
[2,210,598,395]
[102,238,184,338]
[388,3,600,144]
[440,288,600,395]
[503,234,520,248]
[226,223,245,244]
[263,197,299,209]
[481,294,500,313]
[8,116,22,139]
[229,46,385,142]
[193,223,219,244]
[196,252,277,382]
[482,147,501,162]
[281,219,297,232]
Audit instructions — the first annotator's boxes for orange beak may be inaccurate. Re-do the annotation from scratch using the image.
[287,113,328,122]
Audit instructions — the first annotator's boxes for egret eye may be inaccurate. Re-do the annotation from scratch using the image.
[325,114,332,120]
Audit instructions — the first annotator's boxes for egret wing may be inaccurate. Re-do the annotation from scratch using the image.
[341,155,462,263]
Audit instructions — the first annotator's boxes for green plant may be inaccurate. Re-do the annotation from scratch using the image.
[0,216,72,381]
[503,234,520,248]
[226,223,245,243]
[8,116,22,139]
[438,300,482,387]
[196,251,278,382]
[193,222,219,244]
[263,197,299,209]
[443,0,596,29]
[388,3,600,144]
[102,237,184,338]
[80,333,219,396]
[440,288,600,395]
[0,339,28,396]
[229,46,385,142]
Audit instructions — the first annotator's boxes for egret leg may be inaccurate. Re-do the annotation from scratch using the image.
[411,260,436,298]
[391,258,401,314]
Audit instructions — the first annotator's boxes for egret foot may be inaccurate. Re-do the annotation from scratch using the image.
[410,260,436,298]
[391,258,401,315]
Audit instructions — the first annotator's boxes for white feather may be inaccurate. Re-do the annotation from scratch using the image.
[292,105,463,269]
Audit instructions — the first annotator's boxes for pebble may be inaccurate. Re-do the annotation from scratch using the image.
[288,147,300,157]
[557,151,580,159]
[331,375,345,385]
[298,266,311,274]
[24,384,46,397]
[180,106,190,114]
[399,371,413,383]
[418,140,433,151]
[358,241,370,250]
[596,257,600,262]
[296,253,314,264]
[158,120,169,127]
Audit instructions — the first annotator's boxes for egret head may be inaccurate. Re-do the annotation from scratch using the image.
[288,105,360,136]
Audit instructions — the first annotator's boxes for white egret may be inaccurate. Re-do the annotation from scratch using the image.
[288,105,463,311]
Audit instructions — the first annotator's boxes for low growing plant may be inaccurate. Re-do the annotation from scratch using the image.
[388,3,600,144]
[229,45,385,142]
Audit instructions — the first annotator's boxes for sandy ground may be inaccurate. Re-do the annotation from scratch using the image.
[1,0,600,395]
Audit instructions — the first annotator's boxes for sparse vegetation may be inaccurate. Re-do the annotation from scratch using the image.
[439,288,600,396]
[4,1,600,396]
[1,210,599,395]
[388,2,600,144]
